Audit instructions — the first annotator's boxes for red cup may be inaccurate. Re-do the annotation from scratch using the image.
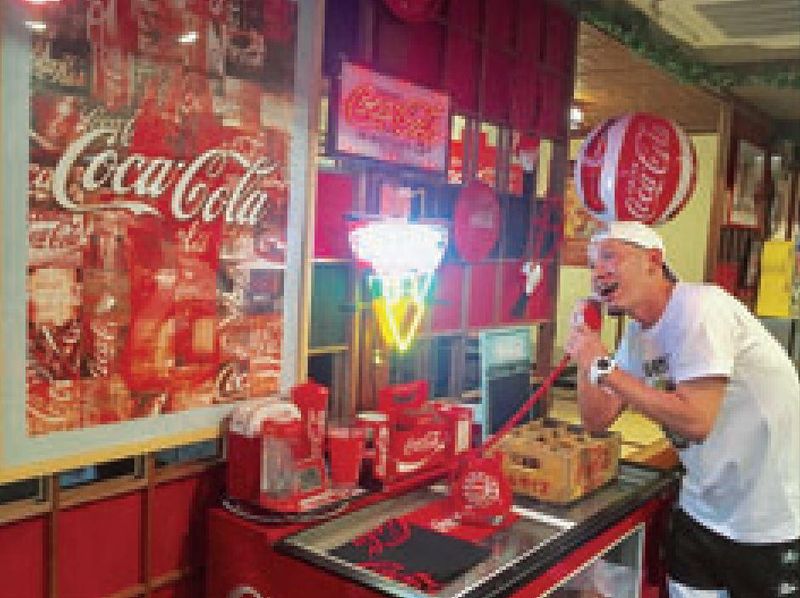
[327,426,366,488]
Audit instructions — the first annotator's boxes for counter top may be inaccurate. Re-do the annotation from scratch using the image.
[276,462,679,598]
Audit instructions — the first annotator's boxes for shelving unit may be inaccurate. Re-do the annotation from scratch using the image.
[309,0,579,420]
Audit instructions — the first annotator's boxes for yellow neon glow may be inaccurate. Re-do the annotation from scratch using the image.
[373,295,426,353]
[371,272,433,352]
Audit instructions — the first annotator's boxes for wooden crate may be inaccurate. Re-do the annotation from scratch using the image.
[498,418,621,504]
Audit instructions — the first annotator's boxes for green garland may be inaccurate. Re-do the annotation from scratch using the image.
[579,3,800,90]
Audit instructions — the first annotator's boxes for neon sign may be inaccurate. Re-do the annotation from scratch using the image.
[349,220,447,352]
[342,85,445,149]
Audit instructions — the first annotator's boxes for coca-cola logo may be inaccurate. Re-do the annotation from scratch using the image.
[29,216,86,252]
[468,210,496,229]
[402,430,444,456]
[52,127,280,226]
[342,84,447,149]
[462,470,500,508]
[621,122,673,220]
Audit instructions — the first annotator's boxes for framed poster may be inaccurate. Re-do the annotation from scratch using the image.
[729,139,765,228]
[330,61,450,173]
[769,158,794,239]
[1,0,321,480]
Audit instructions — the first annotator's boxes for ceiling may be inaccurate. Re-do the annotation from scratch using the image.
[575,24,723,132]
[575,0,800,130]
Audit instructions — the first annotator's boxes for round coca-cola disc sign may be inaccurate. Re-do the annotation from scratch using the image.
[575,113,697,225]
[383,0,443,22]
[574,117,617,215]
[453,180,500,263]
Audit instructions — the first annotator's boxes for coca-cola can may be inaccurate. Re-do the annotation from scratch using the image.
[432,401,473,457]
[356,411,389,482]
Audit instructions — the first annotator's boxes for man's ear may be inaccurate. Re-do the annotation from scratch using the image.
[645,248,664,275]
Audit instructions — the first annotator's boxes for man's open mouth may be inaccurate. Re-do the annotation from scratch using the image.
[597,282,619,298]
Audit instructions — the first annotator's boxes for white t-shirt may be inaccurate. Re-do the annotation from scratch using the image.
[616,282,800,543]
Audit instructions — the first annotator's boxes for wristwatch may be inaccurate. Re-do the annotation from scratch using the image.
[589,355,617,386]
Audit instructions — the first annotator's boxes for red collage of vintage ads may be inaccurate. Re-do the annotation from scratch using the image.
[26,0,295,436]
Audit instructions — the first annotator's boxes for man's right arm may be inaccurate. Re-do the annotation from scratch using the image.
[566,320,626,432]
[576,364,625,432]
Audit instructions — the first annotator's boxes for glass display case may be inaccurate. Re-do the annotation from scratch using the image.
[278,463,674,598]
[548,524,644,597]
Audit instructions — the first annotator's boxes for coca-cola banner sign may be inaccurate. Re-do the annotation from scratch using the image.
[1,0,319,478]
[333,61,450,172]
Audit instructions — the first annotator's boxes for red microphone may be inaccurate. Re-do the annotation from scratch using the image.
[579,298,603,332]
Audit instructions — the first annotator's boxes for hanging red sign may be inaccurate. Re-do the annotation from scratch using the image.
[453,181,500,263]
[334,62,450,172]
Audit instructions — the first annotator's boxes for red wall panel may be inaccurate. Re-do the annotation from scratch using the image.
[315,173,354,259]
[468,263,497,328]
[444,31,480,113]
[57,492,143,598]
[430,264,464,332]
[543,2,575,73]
[0,516,47,598]
[375,11,444,88]
[151,469,223,577]
[404,22,445,89]
[538,72,567,139]
[447,0,481,33]
[484,0,515,50]
[517,0,544,61]
[482,48,512,123]
[510,61,539,132]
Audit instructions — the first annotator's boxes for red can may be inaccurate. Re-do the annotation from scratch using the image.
[432,401,473,457]
[291,383,329,458]
[356,411,389,482]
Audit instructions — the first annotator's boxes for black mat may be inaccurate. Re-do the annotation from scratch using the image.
[331,520,490,593]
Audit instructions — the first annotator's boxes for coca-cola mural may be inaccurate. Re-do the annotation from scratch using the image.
[21,0,298,437]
